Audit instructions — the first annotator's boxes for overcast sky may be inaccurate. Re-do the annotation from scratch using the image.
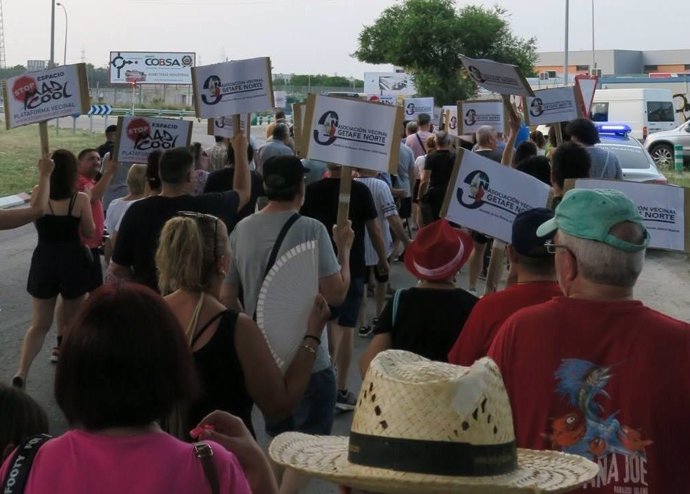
[4,0,686,76]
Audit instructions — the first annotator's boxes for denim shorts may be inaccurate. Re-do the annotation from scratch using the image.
[265,366,336,437]
[328,276,365,328]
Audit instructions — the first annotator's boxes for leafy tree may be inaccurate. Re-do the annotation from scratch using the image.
[0,65,28,81]
[354,0,537,104]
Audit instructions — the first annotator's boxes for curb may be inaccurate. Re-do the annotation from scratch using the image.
[0,193,30,209]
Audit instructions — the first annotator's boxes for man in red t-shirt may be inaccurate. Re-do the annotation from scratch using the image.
[448,208,561,366]
[488,189,690,494]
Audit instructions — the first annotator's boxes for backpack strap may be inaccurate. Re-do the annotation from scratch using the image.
[193,442,220,494]
[1,434,52,494]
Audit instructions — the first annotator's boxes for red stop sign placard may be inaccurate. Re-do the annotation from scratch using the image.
[127,118,151,141]
[12,76,37,102]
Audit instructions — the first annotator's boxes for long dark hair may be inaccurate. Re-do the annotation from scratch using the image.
[50,149,78,200]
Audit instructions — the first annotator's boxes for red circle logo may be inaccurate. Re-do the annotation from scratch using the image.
[369,95,380,103]
[127,118,151,141]
[12,76,37,102]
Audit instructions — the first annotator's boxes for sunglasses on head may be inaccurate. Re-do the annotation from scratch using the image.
[177,211,220,259]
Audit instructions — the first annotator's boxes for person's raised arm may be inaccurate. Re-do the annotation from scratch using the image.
[231,132,251,210]
[88,159,118,202]
[234,295,331,419]
[501,96,522,166]
[30,157,54,209]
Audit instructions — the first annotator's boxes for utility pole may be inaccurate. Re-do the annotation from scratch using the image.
[49,0,56,68]
[0,0,7,69]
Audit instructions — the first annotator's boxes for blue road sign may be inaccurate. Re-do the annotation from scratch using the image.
[88,105,113,116]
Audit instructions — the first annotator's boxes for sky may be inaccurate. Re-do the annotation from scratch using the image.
[3,0,687,77]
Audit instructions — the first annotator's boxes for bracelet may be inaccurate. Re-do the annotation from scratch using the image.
[304,334,321,346]
[299,344,317,356]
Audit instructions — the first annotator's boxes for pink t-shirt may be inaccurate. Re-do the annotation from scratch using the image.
[77,174,104,249]
[0,430,252,494]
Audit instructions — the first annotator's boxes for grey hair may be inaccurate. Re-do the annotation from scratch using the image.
[406,121,418,134]
[435,130,451,147]
[272,122,289,141]
[559,229,645,287]
[476,125,497,147]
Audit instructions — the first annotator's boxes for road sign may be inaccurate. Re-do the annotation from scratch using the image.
[88,105,113,116]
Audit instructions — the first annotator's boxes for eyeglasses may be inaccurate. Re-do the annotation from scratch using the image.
[177,211,220,260]
[544,239,568,255]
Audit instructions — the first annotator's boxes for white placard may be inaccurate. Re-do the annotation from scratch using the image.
[525,87,583,126]
[442,105,459,136]
[3,63,89,129]
[574,179,687,252]
[192,57,274,118]
[274,90,287,108]
[403,97,434,119]
[443,150,551,243]
[458,101,504,135]
[304,94,403,173]
[113,116,193,164]
[207,116,247,138]
[109,51,195,85]
[364,72,416,96]
[459,55,534,97]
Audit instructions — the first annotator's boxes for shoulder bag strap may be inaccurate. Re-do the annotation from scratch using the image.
[185,292,206,345]
[392,289,403,327]
[252,213,300,320]
[193,442,220,494]
[263,213,301,279]
[415,133,427,154]
[1,434,52,494]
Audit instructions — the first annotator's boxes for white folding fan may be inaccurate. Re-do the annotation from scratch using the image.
[256,240,319,373]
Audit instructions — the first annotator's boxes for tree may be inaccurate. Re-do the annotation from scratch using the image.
[354,0,537,104]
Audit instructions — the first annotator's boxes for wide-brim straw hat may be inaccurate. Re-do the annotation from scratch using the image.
[270,351,598,493]
[404,219,473,281]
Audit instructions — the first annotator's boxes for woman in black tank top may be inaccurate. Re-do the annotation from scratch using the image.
[155,212,330,437]
[12,150,95,390]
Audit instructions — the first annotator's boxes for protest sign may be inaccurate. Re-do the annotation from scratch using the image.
[570,178,690,252]
[303,94,404,226]
[459,55,534,97]
[364,72,416,96]
[457,100,504,135]
[442,149,551,242]
[109,52,195,85]
[3,63,90,131]
[442,105,459,136]
[112,116,193,164]
[207,115,249,139]
[274,90,287,108]
[303,94,404,174]
[402,97,434,120]
[192,57,274,118]
[524,86,584,126]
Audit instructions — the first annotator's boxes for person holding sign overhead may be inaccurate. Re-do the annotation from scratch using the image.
[111,130,251,291]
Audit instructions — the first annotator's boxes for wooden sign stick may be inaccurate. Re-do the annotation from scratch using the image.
[336,166,353,228]
[245,113,251,140]
[39,121,49,158]
[554,123,564,146]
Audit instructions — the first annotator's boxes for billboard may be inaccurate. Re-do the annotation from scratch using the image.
[109,51,195,85]
[364,72,416,96]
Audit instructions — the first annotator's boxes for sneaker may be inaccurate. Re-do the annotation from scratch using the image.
[335,389,357,411]
[358,325,373,338]
[50,346,60,363]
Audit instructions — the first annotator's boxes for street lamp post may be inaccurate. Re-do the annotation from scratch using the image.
[564,0,570,85]
[56,2,68,66]
[591,0,596,73]
[49,0,55,68]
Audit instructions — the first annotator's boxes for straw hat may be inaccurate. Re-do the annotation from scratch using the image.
[404,220,473,281]
[270,351,598,493]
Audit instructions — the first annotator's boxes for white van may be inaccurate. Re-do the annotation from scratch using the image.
[591,88,676,141]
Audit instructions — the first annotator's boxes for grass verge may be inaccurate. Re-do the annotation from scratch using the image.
[0,124,102,196]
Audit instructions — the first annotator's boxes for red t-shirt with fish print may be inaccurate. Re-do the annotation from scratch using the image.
[488,296,690,494]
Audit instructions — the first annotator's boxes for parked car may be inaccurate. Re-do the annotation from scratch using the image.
[595,123,667,183]
[644,120,690,170]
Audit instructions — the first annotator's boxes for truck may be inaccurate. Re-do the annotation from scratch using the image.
[590,88,676,141]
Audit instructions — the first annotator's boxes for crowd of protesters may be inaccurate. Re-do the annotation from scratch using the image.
[1,104,689,494]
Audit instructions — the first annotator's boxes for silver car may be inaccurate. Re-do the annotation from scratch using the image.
[644,121,690,170]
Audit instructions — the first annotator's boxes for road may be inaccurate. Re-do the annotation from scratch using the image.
[1,214,689,493]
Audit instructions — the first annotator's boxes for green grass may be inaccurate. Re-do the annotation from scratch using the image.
[0,124,102,196]
[664,171,690,188]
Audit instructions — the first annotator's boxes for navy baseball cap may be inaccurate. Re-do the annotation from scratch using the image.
[263,155,310,190]
[512,208,555,257]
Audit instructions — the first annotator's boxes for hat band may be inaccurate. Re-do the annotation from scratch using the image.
[412,242,465,278]
[348,432,517,476]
